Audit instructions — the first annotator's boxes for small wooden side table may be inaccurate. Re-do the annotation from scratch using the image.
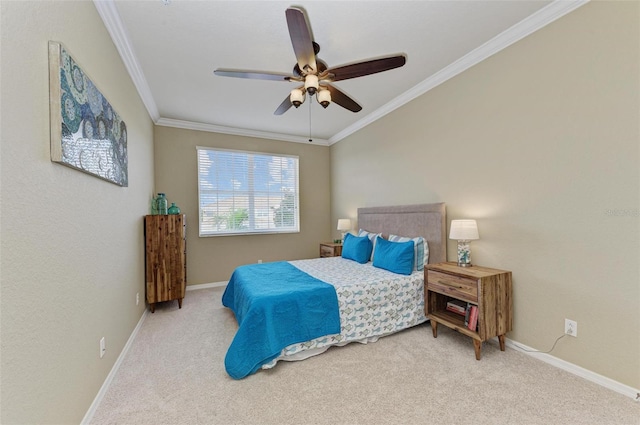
[425,262,512,360]
[319,242,342,258]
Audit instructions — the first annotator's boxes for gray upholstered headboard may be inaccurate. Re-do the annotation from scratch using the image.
[357,203,447,264]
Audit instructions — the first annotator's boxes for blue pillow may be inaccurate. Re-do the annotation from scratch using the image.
[341,233,373,264]
[372,236,415,275]
[357,229,382,261]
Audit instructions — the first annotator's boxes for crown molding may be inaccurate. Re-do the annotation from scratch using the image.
[93,0,160,121]
[156,118,330,146]
[96,0,587,146]
[328,0,589,145]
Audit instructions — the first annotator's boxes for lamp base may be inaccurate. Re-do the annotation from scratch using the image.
[456,240,473,268]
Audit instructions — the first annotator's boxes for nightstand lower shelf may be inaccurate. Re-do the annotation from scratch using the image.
[428,311,506,360]
[428,310,481,340]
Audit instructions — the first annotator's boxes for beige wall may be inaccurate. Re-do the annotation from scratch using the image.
[0,1,154,424]
[153,126,331,284]
[331,1,639,389]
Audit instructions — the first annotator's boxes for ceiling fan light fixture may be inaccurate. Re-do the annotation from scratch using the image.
[214,8,405,115]
[304,74,319,95]
[290,88,305,108]
[317,88,331,108]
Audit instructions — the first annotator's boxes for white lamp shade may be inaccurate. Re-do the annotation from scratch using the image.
[449,219,479,240]
[337,219,351,231]
[317,88,331,107]
[290,88,304,106]
[304,74,319,93]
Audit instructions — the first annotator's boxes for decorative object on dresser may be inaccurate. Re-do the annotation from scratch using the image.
[319,242,342,258]
[144,214,186,313]
[155,193,168,215]
[337,218,351,242]
[425,262,512,360]
[449,219,479,267]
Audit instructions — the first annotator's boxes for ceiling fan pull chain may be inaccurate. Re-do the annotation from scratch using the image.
[308,99,312,142]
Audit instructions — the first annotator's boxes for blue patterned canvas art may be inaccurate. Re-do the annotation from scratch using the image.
[48,41,128,186]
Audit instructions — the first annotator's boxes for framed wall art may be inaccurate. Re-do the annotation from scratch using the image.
[48,41,128,186]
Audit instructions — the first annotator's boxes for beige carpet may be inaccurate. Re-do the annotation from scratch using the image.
[90,287,639,425]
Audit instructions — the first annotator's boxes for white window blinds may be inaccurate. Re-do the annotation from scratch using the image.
[196,146,300,236]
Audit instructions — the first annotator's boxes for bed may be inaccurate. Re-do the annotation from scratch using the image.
[222,203,446,379]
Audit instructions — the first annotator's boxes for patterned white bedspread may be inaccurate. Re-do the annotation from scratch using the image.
[267,256,426,364]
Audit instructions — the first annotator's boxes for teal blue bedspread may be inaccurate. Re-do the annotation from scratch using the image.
[222,261,340,379]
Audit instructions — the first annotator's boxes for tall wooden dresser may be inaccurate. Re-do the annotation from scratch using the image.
[144,214,186,312]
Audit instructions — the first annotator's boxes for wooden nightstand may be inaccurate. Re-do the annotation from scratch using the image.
[319,242,342,258]
[425,262,512,360]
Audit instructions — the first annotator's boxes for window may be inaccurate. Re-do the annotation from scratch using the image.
[197,146,300,236]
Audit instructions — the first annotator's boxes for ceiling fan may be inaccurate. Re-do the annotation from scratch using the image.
[214,7,407,115]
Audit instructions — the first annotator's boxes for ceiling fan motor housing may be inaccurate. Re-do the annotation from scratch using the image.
[293,57,327,78]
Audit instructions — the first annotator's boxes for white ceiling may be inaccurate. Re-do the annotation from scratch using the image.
[96,0,586,145]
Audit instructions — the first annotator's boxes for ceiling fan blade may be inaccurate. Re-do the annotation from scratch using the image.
[324,55,406,82]
[286,7,317,74]
[274,95,294,115]
[324,84,362,113]
[214,69,296,82]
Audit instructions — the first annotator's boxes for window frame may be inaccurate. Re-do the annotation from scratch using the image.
[196,146,300,237]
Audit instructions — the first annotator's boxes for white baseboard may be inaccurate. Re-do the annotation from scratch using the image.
[80,308,149,425]
[186,281,228,291]
[504,338,639,401]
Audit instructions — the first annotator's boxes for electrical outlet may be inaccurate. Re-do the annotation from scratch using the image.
[136,292,139,306]
[565,319,577,337]
[258,259,262,264]
[100,337,106,358]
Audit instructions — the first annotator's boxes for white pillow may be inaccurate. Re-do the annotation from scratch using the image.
[357,229,383,262]
[388,234,429,271]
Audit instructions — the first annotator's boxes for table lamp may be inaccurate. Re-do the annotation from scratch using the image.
[337,219,351,243]
[449,219,479,267]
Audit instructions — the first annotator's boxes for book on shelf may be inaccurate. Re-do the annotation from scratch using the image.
[467,305,478,331]
[464,303,472,327]
[446,299,467,316]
